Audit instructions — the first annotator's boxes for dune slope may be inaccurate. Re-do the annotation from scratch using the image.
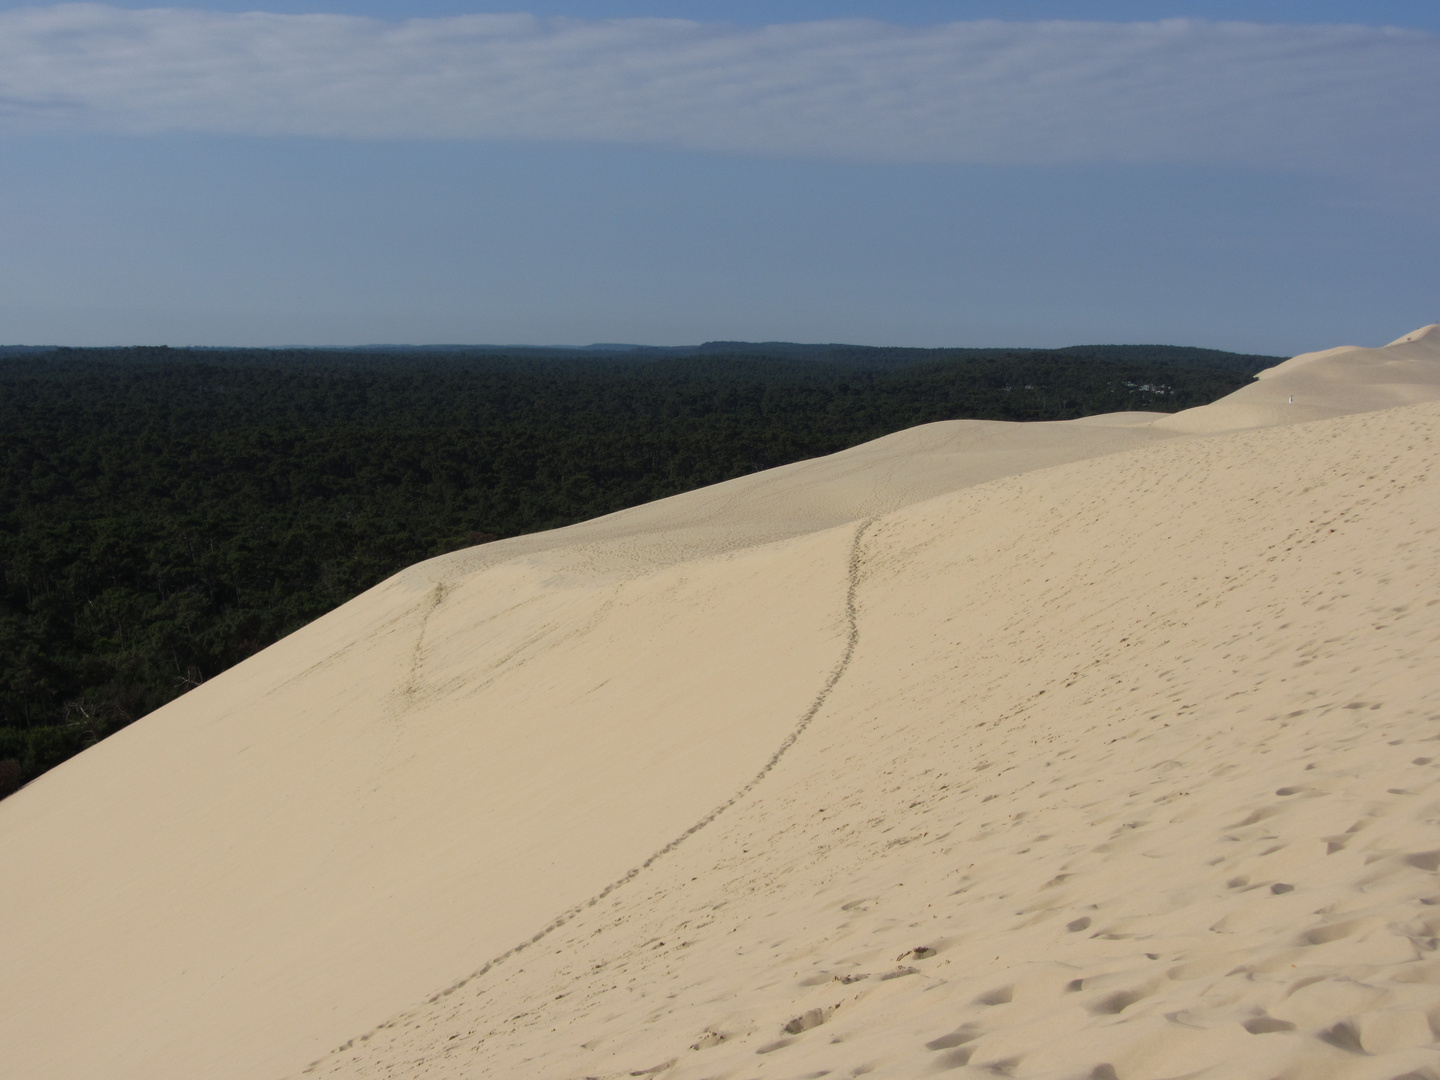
[2,328,1439,1080]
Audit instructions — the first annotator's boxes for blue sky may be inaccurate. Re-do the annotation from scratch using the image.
[0,1,1435,353]
[4,2,1434,27]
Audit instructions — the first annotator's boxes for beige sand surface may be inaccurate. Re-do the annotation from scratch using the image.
[1,327,1438,1080]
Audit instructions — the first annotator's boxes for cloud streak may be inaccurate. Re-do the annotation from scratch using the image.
[0,5,1435,171]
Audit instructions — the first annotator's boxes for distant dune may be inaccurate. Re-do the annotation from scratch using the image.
[2,326,1438,1080]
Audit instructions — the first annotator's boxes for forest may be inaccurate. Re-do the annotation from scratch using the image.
[0,342,1279,795]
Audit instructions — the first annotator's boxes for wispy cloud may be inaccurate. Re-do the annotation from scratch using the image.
[0,5,1434,171]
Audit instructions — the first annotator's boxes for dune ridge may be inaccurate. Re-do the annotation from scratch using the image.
[1,326,1438,1080]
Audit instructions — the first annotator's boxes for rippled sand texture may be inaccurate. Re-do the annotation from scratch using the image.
[1,326,1438,1080]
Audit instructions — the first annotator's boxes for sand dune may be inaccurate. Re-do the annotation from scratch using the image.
[1154,323,1440,434]
[2,327,1438,1080]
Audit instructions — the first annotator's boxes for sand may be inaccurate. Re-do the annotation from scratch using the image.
[1,326,1438,1080]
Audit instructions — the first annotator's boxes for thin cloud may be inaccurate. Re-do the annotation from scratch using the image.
[0,5,1434,171]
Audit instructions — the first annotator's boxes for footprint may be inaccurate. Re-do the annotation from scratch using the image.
[924,1026,981,1051]
[1088,990,1141,1015]
[1318,1020,1366,1054]
[1404,850,1440,872]
[1067,917,1092,932]
[1303,920,1365,946]
[1243,1017,1297,1034]
[931,1046,975,1070]
[898,946,938,960]
[755,1037,796,1055]
[784,1007,835,1035]
[880,967,919,981]
[1232,806,1285,828]
[1328,819,1373,853]
[628,1059,676,1075]
[975,985,1013,1006]
[981,1055,1022,1076]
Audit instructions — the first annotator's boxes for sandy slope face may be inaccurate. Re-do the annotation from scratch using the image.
[2,327,1439,1080]
[0,530,862,1080]
[0,411,1176,1080]
[305,400,1440,1080]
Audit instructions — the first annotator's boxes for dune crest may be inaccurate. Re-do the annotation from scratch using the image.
[1388,323,1440,346]
[2,328,1439,1080]
[1152,322,1440,433]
